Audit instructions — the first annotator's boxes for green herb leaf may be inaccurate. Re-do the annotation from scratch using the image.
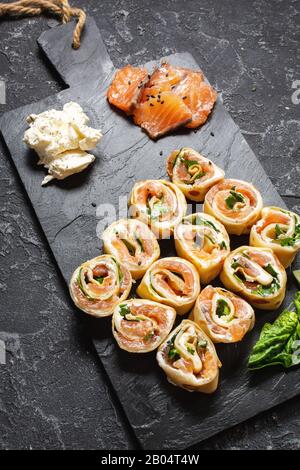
[216,298,231,317]
[119,304,131,318]
[187,346,195,355]
[264,263,278,278]
[168,347,180,360]
[275,224,284,238]
[248,292,300,370]
[194,216,220,233]
[225,190,245,210]
[94,276,104,284]
[219,240,227,250]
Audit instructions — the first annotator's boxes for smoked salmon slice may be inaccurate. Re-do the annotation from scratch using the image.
[133,91,192,139]
[107,61,217,138]
[107,64,148,114]
[173,72,217,128]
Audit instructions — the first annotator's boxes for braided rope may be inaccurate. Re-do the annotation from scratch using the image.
[0,0,86,49]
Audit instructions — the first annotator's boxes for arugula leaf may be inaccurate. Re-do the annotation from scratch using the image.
[219,240,227,250]
[121,238,135,255]
[264,263,278,278]
[167,333,180,361]
[119,304,131,318]
[216,298,230,317]
[225,189,245,210]
[253,279,279,297]
[231,261,240,269]
[94,276,104,284]
[248,291,300,370]
[275,224,284,238]
[194,216,220,233]
[187,346,195,355]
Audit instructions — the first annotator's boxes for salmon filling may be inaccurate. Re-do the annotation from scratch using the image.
[107,62,217,138]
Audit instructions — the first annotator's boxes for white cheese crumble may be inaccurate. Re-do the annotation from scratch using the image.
[23,102,102,186]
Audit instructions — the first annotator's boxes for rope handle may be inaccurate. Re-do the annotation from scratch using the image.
[0,0,86,49]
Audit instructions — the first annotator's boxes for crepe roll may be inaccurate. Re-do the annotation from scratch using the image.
[204,179,263,235]
[191,286,255,343]
[69,255,132,317]
[137,257,200,315]
[220,246,287,310]
[102,218,160,280]
[156,320,221,393]
[250,206,300,268]
[167,147,224,202]
[128,179,187,238]
[174,213,230,284]
[112,299,176,353]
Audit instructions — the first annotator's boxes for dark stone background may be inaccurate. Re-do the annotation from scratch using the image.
[0,0,299,450]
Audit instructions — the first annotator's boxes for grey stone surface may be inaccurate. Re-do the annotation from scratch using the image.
[0,0,299,450]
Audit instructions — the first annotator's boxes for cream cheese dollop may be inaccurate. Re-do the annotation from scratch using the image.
[23,102,102,185]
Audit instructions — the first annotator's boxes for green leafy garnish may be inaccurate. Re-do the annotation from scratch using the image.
[231,261,240,270]
[253,279,279,297]
[274,218,300,247]
[225,189,245,210]
[144,331,155,341]
[248,291,300,369]
[187,346,195,355]
[219,240,227,250]
[275,224,284,238]
[119,304,131,318]
[216,298,231,317]
[194,216,220,233]
[94,276,104,284]
[264,263,278,278]
[167,333,180,361]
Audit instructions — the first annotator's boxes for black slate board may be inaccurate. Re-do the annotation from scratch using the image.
[0,17,299,450]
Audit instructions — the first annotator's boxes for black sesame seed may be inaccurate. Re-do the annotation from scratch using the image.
[91,202,96,207]
[166,73,169,77]
[150,103,154,107]
[148,74,151,79]
[161,101,164,104]
[182,96,187,100]
[151,95,155,98]
[159,151,163,156]
[210,131,215,137]
[128,80,131,85]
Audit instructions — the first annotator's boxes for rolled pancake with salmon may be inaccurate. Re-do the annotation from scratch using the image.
[156,320,221,393]
[69,255,132,317]
[204,179,263,235]
[102,218,160,280]
[167,148,224,202]
[129,179,187,239]
[137,257,200,315]
[250,206,300,268]
[220,246,287,310]
[174,213,230,284]
[112,299,176,353]
[191,286,255,343]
